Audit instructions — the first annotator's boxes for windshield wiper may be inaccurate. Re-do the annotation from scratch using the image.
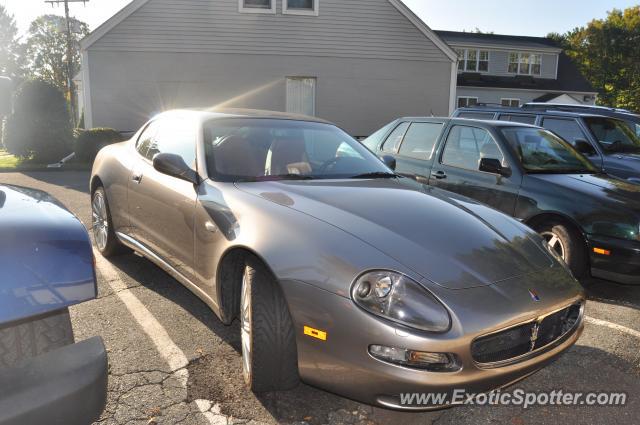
[349,171,399,179]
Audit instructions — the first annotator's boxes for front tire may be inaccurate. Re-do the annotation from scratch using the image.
[240,259,299,392]
[92,187,129,257]
[536,221,588,278]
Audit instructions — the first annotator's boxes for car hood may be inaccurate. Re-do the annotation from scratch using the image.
[236,179,553,289]
[529,173,640,207]
[0,185,96,324]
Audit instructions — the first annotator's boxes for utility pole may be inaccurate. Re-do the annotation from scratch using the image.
[44,0,89,127]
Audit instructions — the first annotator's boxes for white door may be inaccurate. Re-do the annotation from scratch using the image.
[286,77,316,116]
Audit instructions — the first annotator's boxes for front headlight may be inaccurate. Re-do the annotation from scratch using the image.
[351,270,451,333]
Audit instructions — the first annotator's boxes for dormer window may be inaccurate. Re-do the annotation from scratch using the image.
[284,0,319,16]
[456,49,489,73]
[239,0,276,14]
[509,53,542,76]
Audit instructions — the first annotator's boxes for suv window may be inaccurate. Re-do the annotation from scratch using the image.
[381,122,410,153]
[457,112,496,120]
[362,121,396,151]
[498,114,537,125]
[442,125,504,171]
[136,121,160,159]
[541,118,588,147]
[397,122,443,159]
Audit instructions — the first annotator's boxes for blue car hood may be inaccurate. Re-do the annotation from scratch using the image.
[0,185,96,324]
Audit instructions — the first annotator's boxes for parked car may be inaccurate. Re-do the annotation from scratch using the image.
[91,109,584,410]
[364,117,640,284]
[0,184,107,425]
[452,106,640,182]
[522,103,640,136]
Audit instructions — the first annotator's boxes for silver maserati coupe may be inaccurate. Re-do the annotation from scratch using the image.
[90,109,584,409]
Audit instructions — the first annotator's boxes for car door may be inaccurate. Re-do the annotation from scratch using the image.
[127,115,199,281]
[429,124,521,215]
[541,117,604,170]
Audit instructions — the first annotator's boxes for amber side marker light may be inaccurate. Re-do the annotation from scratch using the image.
[593,247,611,256]
[304,326,327,341]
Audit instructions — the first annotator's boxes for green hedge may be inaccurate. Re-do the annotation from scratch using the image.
[74,128,124,163]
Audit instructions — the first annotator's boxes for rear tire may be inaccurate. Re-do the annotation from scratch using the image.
[240,258,299,392]
[0,309,74,368]
[92,186,129,257]
[536,221,588,278]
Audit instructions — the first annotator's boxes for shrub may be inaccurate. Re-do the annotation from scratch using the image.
[2,79,72,163]
[74,128,124,163]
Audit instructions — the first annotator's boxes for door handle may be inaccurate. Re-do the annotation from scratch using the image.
[132,173,143,184]
[431,170,447,180]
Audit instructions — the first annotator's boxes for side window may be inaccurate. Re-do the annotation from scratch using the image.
[442,126,504,171]
[362,121,397,151]
[151,118,197,167]
[542,118,588,146]
[381,122,410,153]
[498,114,537,125]
[136,121,159,159]
[457,112,495,120]
[397,122,443,160]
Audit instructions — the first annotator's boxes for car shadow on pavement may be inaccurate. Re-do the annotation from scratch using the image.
[581,277,640,311]
[18,170,91,195]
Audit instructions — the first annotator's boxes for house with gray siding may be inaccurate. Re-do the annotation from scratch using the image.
[434,31,597,109]
[79,0,457,137]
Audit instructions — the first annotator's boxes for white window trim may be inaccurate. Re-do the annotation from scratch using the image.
[457,49,490,73]
[283,0,319,16]
[238,0,276,14]
[508,52,543,76]
[457,96,479,108]
[501,98,521,107]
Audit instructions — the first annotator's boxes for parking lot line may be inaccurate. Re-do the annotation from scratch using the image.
[585,316,640,340]
[93,248,219,423]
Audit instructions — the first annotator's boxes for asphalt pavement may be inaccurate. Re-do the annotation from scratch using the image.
[1,171,639,425]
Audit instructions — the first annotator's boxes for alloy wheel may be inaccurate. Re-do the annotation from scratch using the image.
[541,231,566,261]
[92,191,109,251]
[240,267,253,385]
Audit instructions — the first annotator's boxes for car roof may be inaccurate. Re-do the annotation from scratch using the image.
[153,108,334,125]
[396,116,540,129]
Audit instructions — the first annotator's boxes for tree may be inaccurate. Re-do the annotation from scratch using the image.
[555,6,640,111]
[0,5,25,80]
[24,15,89,99]
[3,79,73,162]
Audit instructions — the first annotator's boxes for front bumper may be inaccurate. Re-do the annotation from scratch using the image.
[0,337,108,425]
[588,235,640,284]
[281,272,584,410]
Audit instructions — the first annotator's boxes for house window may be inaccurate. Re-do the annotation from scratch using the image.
[501,98,521,107]
[457,97,479,108]
[456,49,490,73]
[239,0,276,14]
[509,52,542,75]
[286,77,316,116]
[284,0,319,15]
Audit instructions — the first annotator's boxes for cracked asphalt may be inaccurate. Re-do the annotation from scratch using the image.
[1,171,639,425]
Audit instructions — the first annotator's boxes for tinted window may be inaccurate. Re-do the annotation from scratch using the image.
[542,118,588,146]
[150,117,197,167]
[381,122,410,153]
[397,122,443,159]
[441,126,504,171]
[136,121,160,159]
[499,114,537,125]
[362,121,397,151]
[501,127,596,174]
[583,117,640,153]
[457,112,495,120]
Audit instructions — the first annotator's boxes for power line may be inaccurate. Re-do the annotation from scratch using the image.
[44,0,90,127]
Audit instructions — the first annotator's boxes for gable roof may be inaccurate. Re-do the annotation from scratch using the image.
[81,0,457,61]
[435,30,562,53]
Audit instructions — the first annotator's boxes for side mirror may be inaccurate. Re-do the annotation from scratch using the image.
[153,153,199,184]
[479,157,511,177]
[380,155,396,171]
[0,77,12,116]
[574,139,597,156]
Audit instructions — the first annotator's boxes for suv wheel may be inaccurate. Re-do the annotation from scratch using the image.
[537,221,588,278]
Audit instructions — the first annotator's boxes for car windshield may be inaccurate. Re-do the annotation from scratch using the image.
[204,118,392,182]
[501,127,597,174]
[583,117,640,153]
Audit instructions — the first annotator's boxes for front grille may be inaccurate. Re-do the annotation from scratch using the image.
[471,303,582,365]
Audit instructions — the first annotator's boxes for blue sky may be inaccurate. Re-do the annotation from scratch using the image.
[2,0,639,37]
